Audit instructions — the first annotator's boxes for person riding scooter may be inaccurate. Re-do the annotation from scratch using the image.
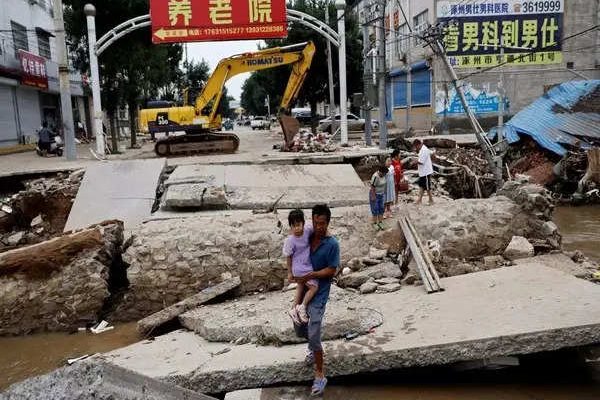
[36,123,63,157]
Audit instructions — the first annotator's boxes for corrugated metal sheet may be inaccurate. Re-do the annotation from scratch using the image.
[488,80,600,156]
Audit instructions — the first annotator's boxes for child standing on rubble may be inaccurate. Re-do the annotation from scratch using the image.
[384,157,396,218]
[370,165,388,230]
[283,209,317,324]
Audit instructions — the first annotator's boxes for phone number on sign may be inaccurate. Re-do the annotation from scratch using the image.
[201,25,285,37]
[521,1,562,13]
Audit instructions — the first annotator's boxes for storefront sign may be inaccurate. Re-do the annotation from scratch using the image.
[18,50,48,89]
[437,0,563,68]
[150,0,288,44]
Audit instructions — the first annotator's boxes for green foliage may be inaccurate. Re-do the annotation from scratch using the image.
[240,0,363,117]
[64,0,183,113]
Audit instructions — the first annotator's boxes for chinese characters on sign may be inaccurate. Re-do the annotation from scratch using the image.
[150,0,287,43]
[437,0,563,68]
[18,50,48,89]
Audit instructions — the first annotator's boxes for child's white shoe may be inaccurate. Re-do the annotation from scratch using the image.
[297,304,309,323]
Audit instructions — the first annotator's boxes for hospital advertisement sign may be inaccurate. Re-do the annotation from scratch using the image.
[437,0,564,68]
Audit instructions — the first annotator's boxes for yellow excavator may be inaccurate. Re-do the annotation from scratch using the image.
[139,41,316,156]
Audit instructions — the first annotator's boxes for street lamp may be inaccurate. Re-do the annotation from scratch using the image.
[84,3,106,157]
[335,0,348,146]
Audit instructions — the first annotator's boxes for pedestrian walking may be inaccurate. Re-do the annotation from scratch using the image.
[413,139,434,205]
[293,204,340,396]
[391,149,405,205]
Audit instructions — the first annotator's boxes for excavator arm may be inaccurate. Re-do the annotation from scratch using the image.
[194,41,316,129]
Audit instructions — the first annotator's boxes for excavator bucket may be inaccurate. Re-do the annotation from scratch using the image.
[279,115,300,151]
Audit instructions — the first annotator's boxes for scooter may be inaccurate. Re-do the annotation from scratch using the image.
[36,135,64,157]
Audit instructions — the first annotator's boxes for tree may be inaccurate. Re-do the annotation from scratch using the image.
[64,0,183,151]
[240,0,364,127]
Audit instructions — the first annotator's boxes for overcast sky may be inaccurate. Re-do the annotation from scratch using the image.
[186,40,264,101]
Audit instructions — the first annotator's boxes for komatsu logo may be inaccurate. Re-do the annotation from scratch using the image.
[246,56,284,66]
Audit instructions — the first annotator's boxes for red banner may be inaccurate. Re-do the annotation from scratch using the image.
[150,0,288,44]
[18,50,48,89]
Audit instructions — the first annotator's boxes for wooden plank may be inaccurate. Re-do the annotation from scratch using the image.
[405,215,444,291]
[137,276,241,335]
[398,218,435,293]
[403,215,439,292]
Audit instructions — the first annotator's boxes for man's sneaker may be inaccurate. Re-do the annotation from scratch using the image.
[310,377,328,396]
[288,307,300,325]
[297,304,309,323]
[304,350,314,365]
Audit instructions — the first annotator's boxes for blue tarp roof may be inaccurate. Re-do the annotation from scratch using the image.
[488,80,600,156]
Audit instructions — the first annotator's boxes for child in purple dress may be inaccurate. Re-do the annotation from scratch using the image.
[283,209,317,324]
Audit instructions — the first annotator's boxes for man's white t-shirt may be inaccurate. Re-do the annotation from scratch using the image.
[418,144,433,177]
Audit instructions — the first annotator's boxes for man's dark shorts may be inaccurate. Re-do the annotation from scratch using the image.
[294,300,326,352]
[38,140,51,152]
[418,174,432,190]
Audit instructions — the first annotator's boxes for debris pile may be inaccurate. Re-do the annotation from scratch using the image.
[286,129,337,153]
[0,221,124,335]
[0,170,83,251]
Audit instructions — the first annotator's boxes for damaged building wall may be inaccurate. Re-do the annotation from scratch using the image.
[0,222,124,336]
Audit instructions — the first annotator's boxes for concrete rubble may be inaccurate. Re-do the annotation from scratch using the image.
[0,221,123,335]
[1,360,214,400]
[138,277,241,335]
[503,236,535,260]
[0,171,82,252]
[179,286,383,345]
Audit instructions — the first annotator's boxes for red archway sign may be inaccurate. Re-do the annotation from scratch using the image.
[150,0,288,43]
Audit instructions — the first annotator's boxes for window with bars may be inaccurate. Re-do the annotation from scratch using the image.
[38,32,51,59]
[11,21,28,57]
[397,24,410,54]
[413,9,429,46]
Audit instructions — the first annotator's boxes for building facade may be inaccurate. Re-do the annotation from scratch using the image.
[0,0,89,147]
[356,0,600,134]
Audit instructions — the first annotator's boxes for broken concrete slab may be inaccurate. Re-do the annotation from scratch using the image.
[514,253,597,279]
[161,183,228,210]
[101,264,600,393]
[64,159,166,232]
[179,286,383,345]
[503,236,535,260]
[138,277,241,335]
[337,262,402,288]
[162,164,367,211]
[1,360,214,400]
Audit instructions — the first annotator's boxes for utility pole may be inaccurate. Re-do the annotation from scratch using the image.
[335,0,348,146]
[376,0,388,149]
[325,9,336,122]
[425,29,503,189]
[361,2,372,145]
[84,4,105,157]
[53,0,77,160]
[497,37,505,144]
[404,0,412,134]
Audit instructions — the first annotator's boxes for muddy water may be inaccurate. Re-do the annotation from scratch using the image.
[0,322,140,390]
[554,205,600,261]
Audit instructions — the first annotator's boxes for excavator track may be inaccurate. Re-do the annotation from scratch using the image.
[154,132,240,157]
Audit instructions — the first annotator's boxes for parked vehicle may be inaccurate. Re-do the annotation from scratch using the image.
[251,116,272,130]
[318,113,379,133]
